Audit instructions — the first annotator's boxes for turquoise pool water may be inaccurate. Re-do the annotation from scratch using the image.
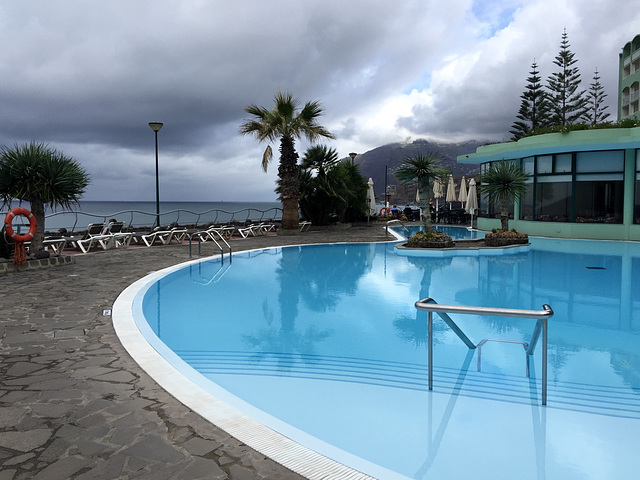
[138,235,640,479]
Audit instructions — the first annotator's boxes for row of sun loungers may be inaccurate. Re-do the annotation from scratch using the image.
[33,220,282,255]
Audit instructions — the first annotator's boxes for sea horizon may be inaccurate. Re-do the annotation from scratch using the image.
[3,200,283,232]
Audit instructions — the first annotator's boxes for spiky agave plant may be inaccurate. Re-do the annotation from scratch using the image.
[478,160,529,231]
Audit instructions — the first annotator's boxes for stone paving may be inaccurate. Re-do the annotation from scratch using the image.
[0,224,393,480]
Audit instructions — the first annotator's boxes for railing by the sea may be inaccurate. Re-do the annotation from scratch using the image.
[2,206,283,234]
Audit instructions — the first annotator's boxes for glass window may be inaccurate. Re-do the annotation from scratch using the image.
[575,179,623,224]
[522,157,534,175]
[536,155,553,174]
[555,154,572,173]
[535,179,571,222]
[576,151,624,172]
[519,184,534,221]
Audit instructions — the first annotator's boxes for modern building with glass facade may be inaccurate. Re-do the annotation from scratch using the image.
[457,127,640,241]
[619,34,640,121]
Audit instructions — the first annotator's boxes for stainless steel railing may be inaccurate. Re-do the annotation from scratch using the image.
[414,298,554,405]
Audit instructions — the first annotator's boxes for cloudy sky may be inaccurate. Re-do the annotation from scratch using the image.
[1,0,639,203]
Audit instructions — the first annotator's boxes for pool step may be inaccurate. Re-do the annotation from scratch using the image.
[175,350,640,419]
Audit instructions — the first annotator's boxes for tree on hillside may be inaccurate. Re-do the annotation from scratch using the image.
[478,160,529,232]
[239,91,335,230]
[510,60,549,140]
[585,68,610,125]
[545,29,589,127]
[0,141,90,252]
[395,153,448,231]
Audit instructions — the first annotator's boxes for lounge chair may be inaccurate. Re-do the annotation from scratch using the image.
[106,221,133,248]
[140,227,188,247]
[299,221,312,232]
[24,238,68,255]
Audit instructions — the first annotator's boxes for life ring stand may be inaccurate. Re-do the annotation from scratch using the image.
[4,207,37,243]
[379,207,390,216]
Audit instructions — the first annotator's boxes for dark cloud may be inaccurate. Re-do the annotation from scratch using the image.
[0,0,637,201]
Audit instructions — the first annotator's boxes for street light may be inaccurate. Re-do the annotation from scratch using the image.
[349,152,357,164]
[148,122,163,228]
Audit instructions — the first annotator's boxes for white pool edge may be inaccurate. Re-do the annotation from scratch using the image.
[112,245,407,480]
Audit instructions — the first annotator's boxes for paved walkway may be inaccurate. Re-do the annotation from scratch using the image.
[0,225,393,480]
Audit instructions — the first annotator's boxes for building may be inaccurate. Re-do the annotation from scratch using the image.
[458,127,640,241]
[619,34,640,121]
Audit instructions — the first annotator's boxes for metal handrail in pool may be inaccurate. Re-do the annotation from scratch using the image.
[188,229,232,263]
[414,298,554,405]
[386,219,409,237]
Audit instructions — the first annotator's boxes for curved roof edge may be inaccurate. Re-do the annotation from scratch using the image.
[457,127,640,164]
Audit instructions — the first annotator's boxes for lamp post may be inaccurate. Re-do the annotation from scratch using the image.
[148,122,163,228]
[349,152,357,165]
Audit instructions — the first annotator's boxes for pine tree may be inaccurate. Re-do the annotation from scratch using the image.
[510,61,548,140]
[545,29,588,127]
[585,68,610,125]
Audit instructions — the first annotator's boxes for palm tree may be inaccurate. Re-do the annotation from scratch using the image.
[239,91,335,229]
[0,142,90,252]
[478,160,529,231]
[395,153,448,230]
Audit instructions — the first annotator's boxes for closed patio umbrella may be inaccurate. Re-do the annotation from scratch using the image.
[366,178,376,224]
[446,175,456,209]
[466,178,478,228]
[433,177,444,222]
[458,176,467,208]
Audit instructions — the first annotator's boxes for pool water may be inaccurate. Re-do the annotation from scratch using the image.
[137,235,640,480]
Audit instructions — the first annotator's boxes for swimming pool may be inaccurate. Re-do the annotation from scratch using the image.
[116,235,640,480]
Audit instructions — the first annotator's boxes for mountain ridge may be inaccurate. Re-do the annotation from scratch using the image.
[353,139,485,200]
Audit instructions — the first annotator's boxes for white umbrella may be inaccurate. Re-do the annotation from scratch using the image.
[466,178,478,228]
[366,178,376,223]
[458,176,467,208]
[446,175,456,209]
[433,178,444,222]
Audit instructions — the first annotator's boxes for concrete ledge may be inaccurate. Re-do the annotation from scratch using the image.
[0,255,76,274]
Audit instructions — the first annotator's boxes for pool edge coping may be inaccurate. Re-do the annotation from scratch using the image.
[112,242,408,480]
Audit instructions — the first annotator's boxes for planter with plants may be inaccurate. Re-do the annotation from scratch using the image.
[484,229,529,246]
[405,230,454,248]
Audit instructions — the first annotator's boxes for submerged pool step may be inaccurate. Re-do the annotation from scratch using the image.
[174,350,640,419]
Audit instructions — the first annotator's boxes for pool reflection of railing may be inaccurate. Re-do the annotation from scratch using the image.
[40,206,283,233]
[414,298,554,405]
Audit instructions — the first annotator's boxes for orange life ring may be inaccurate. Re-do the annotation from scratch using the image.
[4,207,37,243]
[379,207,390,216]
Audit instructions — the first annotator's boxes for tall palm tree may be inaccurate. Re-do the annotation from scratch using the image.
[478,160,529,231]
[239,91,335,230]
[395,153,448,231]
[0,142,90,252]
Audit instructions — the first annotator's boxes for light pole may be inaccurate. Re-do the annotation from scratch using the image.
[349,152,357,164]
[148,122,163,228]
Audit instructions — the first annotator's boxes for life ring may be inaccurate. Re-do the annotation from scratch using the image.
[379,207,390,216]
[4,207,37,243]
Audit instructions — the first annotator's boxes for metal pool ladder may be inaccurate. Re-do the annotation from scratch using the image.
[414,298,554,405]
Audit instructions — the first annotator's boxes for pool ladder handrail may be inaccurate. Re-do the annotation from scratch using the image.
[415,298,554,405]
[188,229,232,263]
[386,219,410,237]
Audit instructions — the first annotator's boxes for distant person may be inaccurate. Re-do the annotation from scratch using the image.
[391,205,399,218]
[102,218,117,234]
[403,206,413,221]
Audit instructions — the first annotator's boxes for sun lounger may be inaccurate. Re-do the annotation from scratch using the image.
[24,238,68,255]
[140,227,188,246]
[75,234,116,253]
[299,221,312,232]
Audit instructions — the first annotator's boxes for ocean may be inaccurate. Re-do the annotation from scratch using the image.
[3,201,282,232]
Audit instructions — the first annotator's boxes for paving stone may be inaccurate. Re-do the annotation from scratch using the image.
[31,456,92,480]
[180,456,227,479]
[29,403,75,418]
[0,469,16,480]
[0,429,52,452]
[2,452,35,466]
[5,362,45,377]
[0,407,28,428]
[121,435,185,463]
[183,437,221,456]
[73,454,127,480]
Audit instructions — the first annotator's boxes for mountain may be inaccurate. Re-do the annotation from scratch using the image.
[354,139,484,202]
